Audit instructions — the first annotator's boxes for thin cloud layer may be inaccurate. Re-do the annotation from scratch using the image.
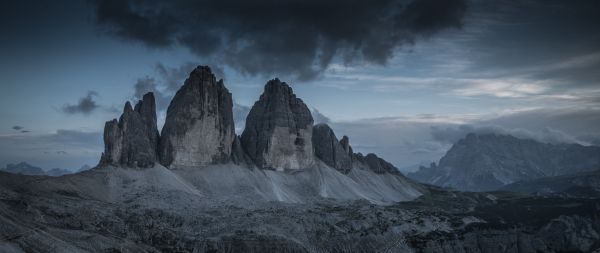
[92,0,467,80]
[0,129,103,170]
[430,125,582,146]
[311,108,331,125]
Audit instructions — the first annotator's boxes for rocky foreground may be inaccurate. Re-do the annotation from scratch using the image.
[1,167,599,253]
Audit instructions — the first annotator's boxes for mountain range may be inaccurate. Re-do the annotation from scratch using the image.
[1,66,599,252]
[0,162,91,177]
[408,133,600,191]
[95,66,422,204]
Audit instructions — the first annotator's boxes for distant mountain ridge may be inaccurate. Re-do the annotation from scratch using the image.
[0,162,92,176]
[1,162,45,176]
[408,133,600,191]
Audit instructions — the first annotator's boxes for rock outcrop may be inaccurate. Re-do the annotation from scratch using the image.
[340,135,352,155]
[241,79,314,170]
[363,153,402,174]
[97,66,406,175]
[312,124,352,173]
[100,92,159,168]
[312,123,402,175]
[159,66,235,169]
[231,136,253,166]
[350,152,401,174]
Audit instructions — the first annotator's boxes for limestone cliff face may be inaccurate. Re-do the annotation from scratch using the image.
[312,124,352,173]
[241,79,314,170]
[98,65,406,175]
[100,92,159,168]
[159,66,235,169]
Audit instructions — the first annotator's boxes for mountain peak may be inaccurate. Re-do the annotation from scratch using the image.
[263,78,291,93]
[159,65,235,168]
[187,65,224,88]
[190,65,214,77]
[123,101,133,113]
[408,133,600,191]
[241,78,314,170]
[98,65,408,177]
[100,92,159,168]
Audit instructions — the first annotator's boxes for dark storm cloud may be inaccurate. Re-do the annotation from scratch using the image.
[92,0,467,80]
[12,126,31,133]
[61,91,100,115]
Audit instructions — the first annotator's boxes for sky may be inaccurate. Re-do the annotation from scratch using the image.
[1,0,599,172]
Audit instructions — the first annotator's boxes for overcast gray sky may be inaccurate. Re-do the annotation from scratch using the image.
[1,0,599,171]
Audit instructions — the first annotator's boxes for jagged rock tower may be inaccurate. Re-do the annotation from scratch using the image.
[159,66,235,169]
[100,92,159,168]
[98,65,404,175]
[241,79,314,170]
[312,124,353,173]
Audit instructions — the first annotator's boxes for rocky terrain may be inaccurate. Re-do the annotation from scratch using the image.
[408,133,600,191]
[1,168,599,253]
[501,170,600,198]
[1,66,599,252]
